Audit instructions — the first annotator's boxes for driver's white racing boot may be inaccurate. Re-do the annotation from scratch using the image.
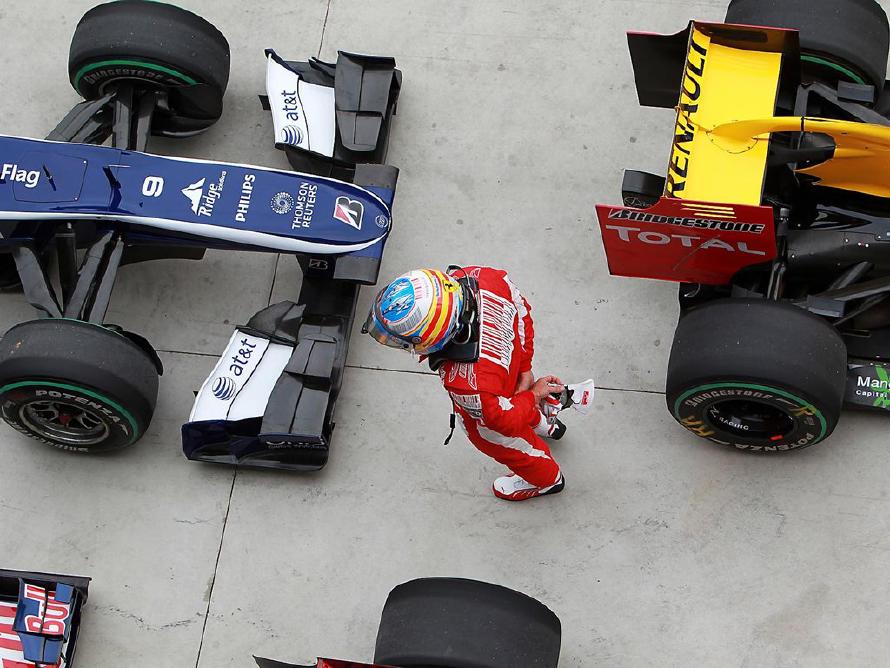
[492,473,565,501]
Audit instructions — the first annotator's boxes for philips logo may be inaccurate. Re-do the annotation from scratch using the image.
[182,178,206,214]
[1,163,40,188]
[211,376,237,401]
[281,125,304,146]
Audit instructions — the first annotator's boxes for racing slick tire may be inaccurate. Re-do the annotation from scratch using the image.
[666,299,847,453]
[373,578,561,668]
[726,0,890,92]
[68,0,230,135]
[0,319,159,453]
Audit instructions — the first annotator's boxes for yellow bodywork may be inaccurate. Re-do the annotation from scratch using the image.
[710,116,890,199]
[668,23,890,205]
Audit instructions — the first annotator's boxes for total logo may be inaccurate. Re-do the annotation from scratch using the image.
[1,163,39,188]
[604,224,766,255]
[182,171,227,217]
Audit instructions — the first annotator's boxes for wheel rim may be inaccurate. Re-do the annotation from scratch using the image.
[706,399,795,440]
[19,399,110,446]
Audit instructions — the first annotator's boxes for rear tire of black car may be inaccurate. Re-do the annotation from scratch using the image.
[725,0,890,92]
[0,319,159,453]
[68,0,231,135]
[373,578,561,668]
[666,299,847,453]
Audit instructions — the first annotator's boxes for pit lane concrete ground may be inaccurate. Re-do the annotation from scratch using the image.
[1,0,890,665]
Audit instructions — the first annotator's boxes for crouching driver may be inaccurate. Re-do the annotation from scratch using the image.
[362,266,568,501]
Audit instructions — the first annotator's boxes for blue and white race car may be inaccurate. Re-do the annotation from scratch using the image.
[0,1,401,470]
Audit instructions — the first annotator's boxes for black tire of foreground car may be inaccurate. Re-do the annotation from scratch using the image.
[68,0,230,132]
[666,299,847,453]
[725,0,890,91]
[373,578,561,668]
[0,319,159,453]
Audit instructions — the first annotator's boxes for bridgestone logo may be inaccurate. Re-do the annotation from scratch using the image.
[608,208,764,234]
[685,388,772,407]
[82,68,175,86]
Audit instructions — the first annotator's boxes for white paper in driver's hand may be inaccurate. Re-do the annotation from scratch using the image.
[567,379,595,415]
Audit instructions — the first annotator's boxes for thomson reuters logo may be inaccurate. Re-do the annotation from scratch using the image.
[281,125,304,146]
[212,376,237,401]
[271,191,294,215]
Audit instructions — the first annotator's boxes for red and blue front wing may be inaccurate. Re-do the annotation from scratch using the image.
[0,571,89,668]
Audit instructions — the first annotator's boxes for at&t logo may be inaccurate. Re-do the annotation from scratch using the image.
[212,376,237,401]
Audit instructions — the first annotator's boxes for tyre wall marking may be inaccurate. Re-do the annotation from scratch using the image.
[0,381,140,444]
[672,381,828,441]
[679,416,716,438]
[74,59,197,91]
[800,55,867,85]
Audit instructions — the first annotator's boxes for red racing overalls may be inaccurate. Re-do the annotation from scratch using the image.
[438,266,561,487]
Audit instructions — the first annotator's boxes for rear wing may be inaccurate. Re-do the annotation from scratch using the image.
[596,197,776,284]
[596,22,801,284]
[630,21,799,206]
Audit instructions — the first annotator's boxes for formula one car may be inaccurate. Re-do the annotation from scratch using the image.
[0,1,400,469]
[255,578,561,668]
[596,0,890,452]
[0,569,90,667]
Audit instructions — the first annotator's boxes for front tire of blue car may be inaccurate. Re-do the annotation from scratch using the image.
[0,319,159,453]
[68,0,231,136]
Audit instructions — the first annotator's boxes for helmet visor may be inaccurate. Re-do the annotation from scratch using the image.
[361,309,412,350]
